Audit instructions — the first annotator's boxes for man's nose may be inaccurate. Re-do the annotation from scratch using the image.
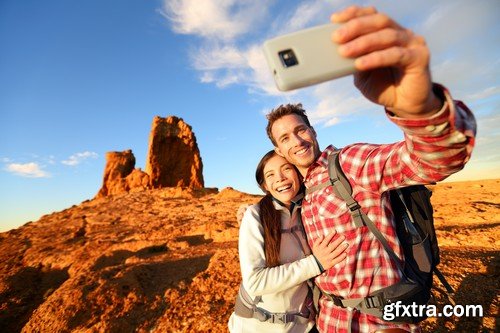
[289,132,304,146]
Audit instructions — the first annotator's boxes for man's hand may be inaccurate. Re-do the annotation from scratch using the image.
[331,6,442,118]
[311,231,348,271]
[236,204,251,226]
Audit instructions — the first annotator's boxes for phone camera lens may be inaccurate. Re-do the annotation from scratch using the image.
[278,49,298,67]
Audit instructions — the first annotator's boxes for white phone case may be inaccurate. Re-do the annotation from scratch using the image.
[263,23,356,91]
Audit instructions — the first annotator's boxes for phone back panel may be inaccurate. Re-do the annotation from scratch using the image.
[263,23,356,91]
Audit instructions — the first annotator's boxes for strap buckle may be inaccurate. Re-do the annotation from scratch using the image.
[324,293,346,308]
[364,295,383,309]
[269,312,289,324]
[347,201,361,212]
[256,308,290,324]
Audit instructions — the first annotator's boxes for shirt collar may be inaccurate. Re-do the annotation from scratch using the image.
[305,145,337,181]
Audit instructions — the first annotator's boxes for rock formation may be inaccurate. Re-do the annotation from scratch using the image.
[145,116,204,189]
[95,150,149,198]
[95,116,204,198]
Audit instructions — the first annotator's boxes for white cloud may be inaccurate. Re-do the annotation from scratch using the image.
[47,155,56,165]
[191,43,279,93]
[192,44,247,70]
[62,151,98,166]
[465,86,500,101]
[5,162,50,178]
[269,0,345,36]
[161,0,270,42]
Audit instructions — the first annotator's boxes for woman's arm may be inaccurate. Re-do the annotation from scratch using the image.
[239,205,346,296]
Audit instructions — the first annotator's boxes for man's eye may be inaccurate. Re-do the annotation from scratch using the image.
[281,137,289,143]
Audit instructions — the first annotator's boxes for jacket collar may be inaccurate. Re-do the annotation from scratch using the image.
[271,186,305,213]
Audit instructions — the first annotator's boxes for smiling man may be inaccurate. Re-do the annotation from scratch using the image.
[265,5,476,333]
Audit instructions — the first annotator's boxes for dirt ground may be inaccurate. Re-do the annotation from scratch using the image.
[0,180,498,332]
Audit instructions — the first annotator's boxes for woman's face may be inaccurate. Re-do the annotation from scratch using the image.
[262,154,300,207]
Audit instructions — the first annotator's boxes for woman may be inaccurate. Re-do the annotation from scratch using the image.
[228,150,348,332]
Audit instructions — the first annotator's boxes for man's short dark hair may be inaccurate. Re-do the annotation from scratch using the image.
[266,103,312,146]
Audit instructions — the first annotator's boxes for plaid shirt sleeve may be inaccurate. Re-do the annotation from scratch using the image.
[302,85,476,333]
[340,84,476,194]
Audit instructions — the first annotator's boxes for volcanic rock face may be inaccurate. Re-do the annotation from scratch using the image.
[96,150,149,198]
[145,116,204,189]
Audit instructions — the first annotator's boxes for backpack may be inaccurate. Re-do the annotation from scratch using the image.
[305,150,455,323]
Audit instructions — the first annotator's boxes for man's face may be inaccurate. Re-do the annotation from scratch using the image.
[270,114,320,175]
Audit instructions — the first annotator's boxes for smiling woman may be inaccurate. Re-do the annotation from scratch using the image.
[227,150,348,333]
[259,153,301,208]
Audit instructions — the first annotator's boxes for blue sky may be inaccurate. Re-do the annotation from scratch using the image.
[1,0,499,232]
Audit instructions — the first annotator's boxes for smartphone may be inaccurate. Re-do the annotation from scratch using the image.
[263,23,356,91]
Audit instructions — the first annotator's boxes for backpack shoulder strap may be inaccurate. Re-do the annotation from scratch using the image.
[307,150,405,272]
[327,152,365,228]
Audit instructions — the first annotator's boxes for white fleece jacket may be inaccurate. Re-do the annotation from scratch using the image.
[228,200,322,333]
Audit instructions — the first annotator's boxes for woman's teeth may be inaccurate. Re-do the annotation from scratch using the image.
[277,184,292,192]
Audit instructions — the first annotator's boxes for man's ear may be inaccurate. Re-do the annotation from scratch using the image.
[274,146,285,157]
[311,126,317,138]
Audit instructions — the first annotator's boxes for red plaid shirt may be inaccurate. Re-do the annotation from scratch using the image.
[302,87,476,333]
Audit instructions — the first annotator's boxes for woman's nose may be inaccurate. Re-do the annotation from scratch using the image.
[276,171,287,182]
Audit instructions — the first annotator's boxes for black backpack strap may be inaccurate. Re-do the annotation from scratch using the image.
[434,267,456,304]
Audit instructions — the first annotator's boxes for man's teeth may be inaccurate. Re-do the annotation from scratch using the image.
[277,185,292,192]
[296,147,307,155]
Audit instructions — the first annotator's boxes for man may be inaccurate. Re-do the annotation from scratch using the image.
[266,5,476,333]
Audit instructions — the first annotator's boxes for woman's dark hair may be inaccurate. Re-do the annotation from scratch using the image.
[255,150,283,267]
